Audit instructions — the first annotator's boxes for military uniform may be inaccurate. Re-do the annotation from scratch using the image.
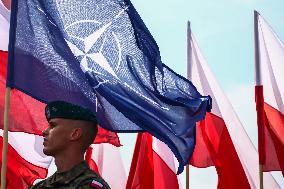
[30,161,111,189]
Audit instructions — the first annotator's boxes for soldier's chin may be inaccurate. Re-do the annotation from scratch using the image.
[43,147,53,156]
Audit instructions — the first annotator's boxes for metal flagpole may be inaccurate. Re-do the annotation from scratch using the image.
[1,87,11,189]
[254,10,264,189]
[186,20,192,189]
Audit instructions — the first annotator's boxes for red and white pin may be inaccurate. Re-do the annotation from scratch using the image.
[90,180,103,189]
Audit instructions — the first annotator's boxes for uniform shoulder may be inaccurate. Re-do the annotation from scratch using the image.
[78,177,111,189]
[74,168,111,189]
[29,178,48,189]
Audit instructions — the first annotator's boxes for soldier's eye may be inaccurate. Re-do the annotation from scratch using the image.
[49,122,57,128]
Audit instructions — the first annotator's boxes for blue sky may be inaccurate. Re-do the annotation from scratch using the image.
[119,0,284,188]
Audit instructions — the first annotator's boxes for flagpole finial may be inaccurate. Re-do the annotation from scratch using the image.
[187,21,191,32]
[254,10,260,17]
[187,21,191,40]
[187,20,192,81]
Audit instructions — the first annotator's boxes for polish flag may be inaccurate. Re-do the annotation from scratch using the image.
[187,22,280,188]
[254,11,284,175]
[0,131,52,188]
[126,133,181,189]
[85,143,127,189]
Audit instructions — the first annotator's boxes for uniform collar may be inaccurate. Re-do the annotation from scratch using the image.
[46,161,89,187]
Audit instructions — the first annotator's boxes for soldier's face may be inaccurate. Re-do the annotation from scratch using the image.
[42,118,74,156]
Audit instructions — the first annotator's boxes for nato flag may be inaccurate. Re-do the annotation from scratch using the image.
[7,0,211,174]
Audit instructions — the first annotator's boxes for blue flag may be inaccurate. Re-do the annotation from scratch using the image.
[7,0,211,174]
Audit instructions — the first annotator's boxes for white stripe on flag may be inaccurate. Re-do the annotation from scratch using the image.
[258,15,284,115]
[0,130,53,169]
[90,143,126,189]
[152,137,178,173]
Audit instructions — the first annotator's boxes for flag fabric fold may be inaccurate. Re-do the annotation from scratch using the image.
[126,133,181,189]
[0,131,52,189]
[7,0,211,173]
[85,143,127,189]
[255,12,284,175]
[187,23,280,189]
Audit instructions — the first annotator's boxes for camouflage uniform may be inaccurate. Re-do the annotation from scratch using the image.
[30,161,111,189]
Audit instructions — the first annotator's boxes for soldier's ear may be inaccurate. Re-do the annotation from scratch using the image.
[70,127,83,141]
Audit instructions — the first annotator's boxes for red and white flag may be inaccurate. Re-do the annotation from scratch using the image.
[126,133,181,189]
[85,143,127,189]
[254,11,284,175]
[187,22,280,188]
[0,131,52,188]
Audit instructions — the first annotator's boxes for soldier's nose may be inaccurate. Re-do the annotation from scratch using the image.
[42,127,49,136]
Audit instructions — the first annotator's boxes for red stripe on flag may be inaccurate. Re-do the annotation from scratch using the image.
[2,0,11,10]
[255,85,266,164]
[0,137,47,189]
[152,150,179,189]
[126,133,179,189]
[191,112,251,189]
[0,50,8,77]
[95,126,121,147]
[126,133,153,189]
[85,147,100,175]
[263,102,284,175]
[256,85,284,175]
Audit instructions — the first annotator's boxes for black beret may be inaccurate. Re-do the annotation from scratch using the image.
[45,101,98,124]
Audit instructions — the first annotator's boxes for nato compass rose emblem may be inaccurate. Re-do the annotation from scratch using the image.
[64,8,127,89]
[62,4,169,111]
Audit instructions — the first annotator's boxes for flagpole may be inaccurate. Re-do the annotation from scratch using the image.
[2,0,13,185]
[186,165,189,189]
[187,21,192,81]
[254,10,264,189]
[1,87,11,189]
[259,164,263,189]
[186,21,192,189]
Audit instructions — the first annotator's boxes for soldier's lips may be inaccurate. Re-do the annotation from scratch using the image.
[43,139,48,146]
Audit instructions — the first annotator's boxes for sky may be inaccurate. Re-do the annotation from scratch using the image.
[118,0,284,188]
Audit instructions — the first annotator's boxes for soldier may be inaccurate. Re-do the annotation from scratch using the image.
[30,101,111,189]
